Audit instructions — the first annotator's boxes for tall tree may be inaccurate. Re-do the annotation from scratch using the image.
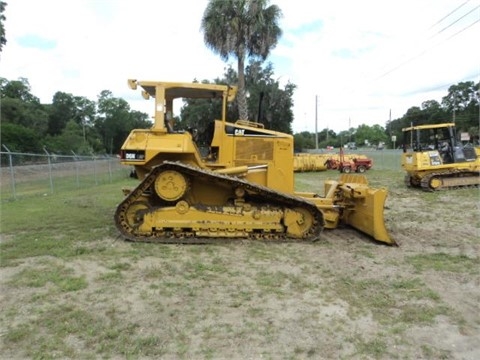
[178,62,296,147]
[201,0,282,120]
[47,92,97,141]
[354,124,388,147]
[293,131,315,151]
[442,81,477,113]
[0,1,6,52]
[179,79,228,147]
[44,120,86,154]
[95,90,151,154]
[245,60,295,133]
[0,78,49,136]
[48,92,77,136]
[442,81,478,132]
[1,122,42,153]
[73,96,97,144]
[1,77,40,103]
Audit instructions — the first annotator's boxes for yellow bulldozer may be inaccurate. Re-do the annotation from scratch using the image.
[401,122,480,191]
[114,79,395,245]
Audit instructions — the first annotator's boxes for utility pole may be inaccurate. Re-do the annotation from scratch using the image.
[389,109,396,150]
[453,93,456,123]
[315,95,318,150]
[349,117,351,143]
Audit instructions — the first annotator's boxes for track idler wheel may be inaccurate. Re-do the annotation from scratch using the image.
[125,201,151,228]
[154,170,189,201]
[405,174,420,188]
[283,207,315,239]
[429,176,443,190]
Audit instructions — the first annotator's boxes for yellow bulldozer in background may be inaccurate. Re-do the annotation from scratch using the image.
[114,79,395,245]
[401,123,480,191]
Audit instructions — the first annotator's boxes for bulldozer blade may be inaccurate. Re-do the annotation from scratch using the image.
[342,186,396,245]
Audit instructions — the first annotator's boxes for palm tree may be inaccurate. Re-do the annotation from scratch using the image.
[0,1,7,52]
[201,0,282,120]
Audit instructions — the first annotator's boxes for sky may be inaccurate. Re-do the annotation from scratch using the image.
[2,0,479,134]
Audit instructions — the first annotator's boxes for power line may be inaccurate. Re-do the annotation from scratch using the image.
[429,0,470,30]
[436,4,480,36]
[322,1,479,120]
[446,16,479,39]
[376,16,479,80]
[375,2,479,80]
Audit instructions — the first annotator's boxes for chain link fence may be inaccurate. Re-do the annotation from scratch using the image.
[1,147,403,202]
[357,149,403,170]
[1,148,131,201]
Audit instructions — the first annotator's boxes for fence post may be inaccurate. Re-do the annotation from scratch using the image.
[72,150,80,187]
[91,152,98,185]
[2,145,17,200]
[108,156,113,182]
[43,147,54,193]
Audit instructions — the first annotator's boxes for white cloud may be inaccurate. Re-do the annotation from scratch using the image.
[2,0,479,133]
[271,0,480,132]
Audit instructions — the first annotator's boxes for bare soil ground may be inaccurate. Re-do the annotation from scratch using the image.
[1,171,479,359]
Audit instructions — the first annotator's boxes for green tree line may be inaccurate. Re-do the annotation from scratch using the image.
[1,75,478,154]
[295,81,479,151]
[0,77,152,155]
[0,61,296,155]
[385,81,479,148]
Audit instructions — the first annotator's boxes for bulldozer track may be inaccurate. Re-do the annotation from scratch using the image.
[114,161,324,244]
[420,170,480,191]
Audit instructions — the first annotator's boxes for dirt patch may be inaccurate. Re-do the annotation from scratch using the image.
[1,176,479,359]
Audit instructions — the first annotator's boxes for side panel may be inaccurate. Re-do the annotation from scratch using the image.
[402,149,480,173]
[210,121,294,192]
[120,130,204,178]
[401,151,443,171]
[232,135,294,193]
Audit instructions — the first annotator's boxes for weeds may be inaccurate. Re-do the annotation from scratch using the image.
[9,262,87,292]
[1,171,478,359]
[407,253,479,274]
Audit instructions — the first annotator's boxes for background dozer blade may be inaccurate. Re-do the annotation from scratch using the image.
[342,187,396,245]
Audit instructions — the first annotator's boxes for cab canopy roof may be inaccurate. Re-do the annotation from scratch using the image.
[402,123,455,132]
[128,79,237,102]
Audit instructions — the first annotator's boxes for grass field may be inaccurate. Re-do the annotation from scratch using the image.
[1,168,479,359]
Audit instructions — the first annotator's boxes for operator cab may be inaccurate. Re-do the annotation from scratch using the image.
[402,123,476,165]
